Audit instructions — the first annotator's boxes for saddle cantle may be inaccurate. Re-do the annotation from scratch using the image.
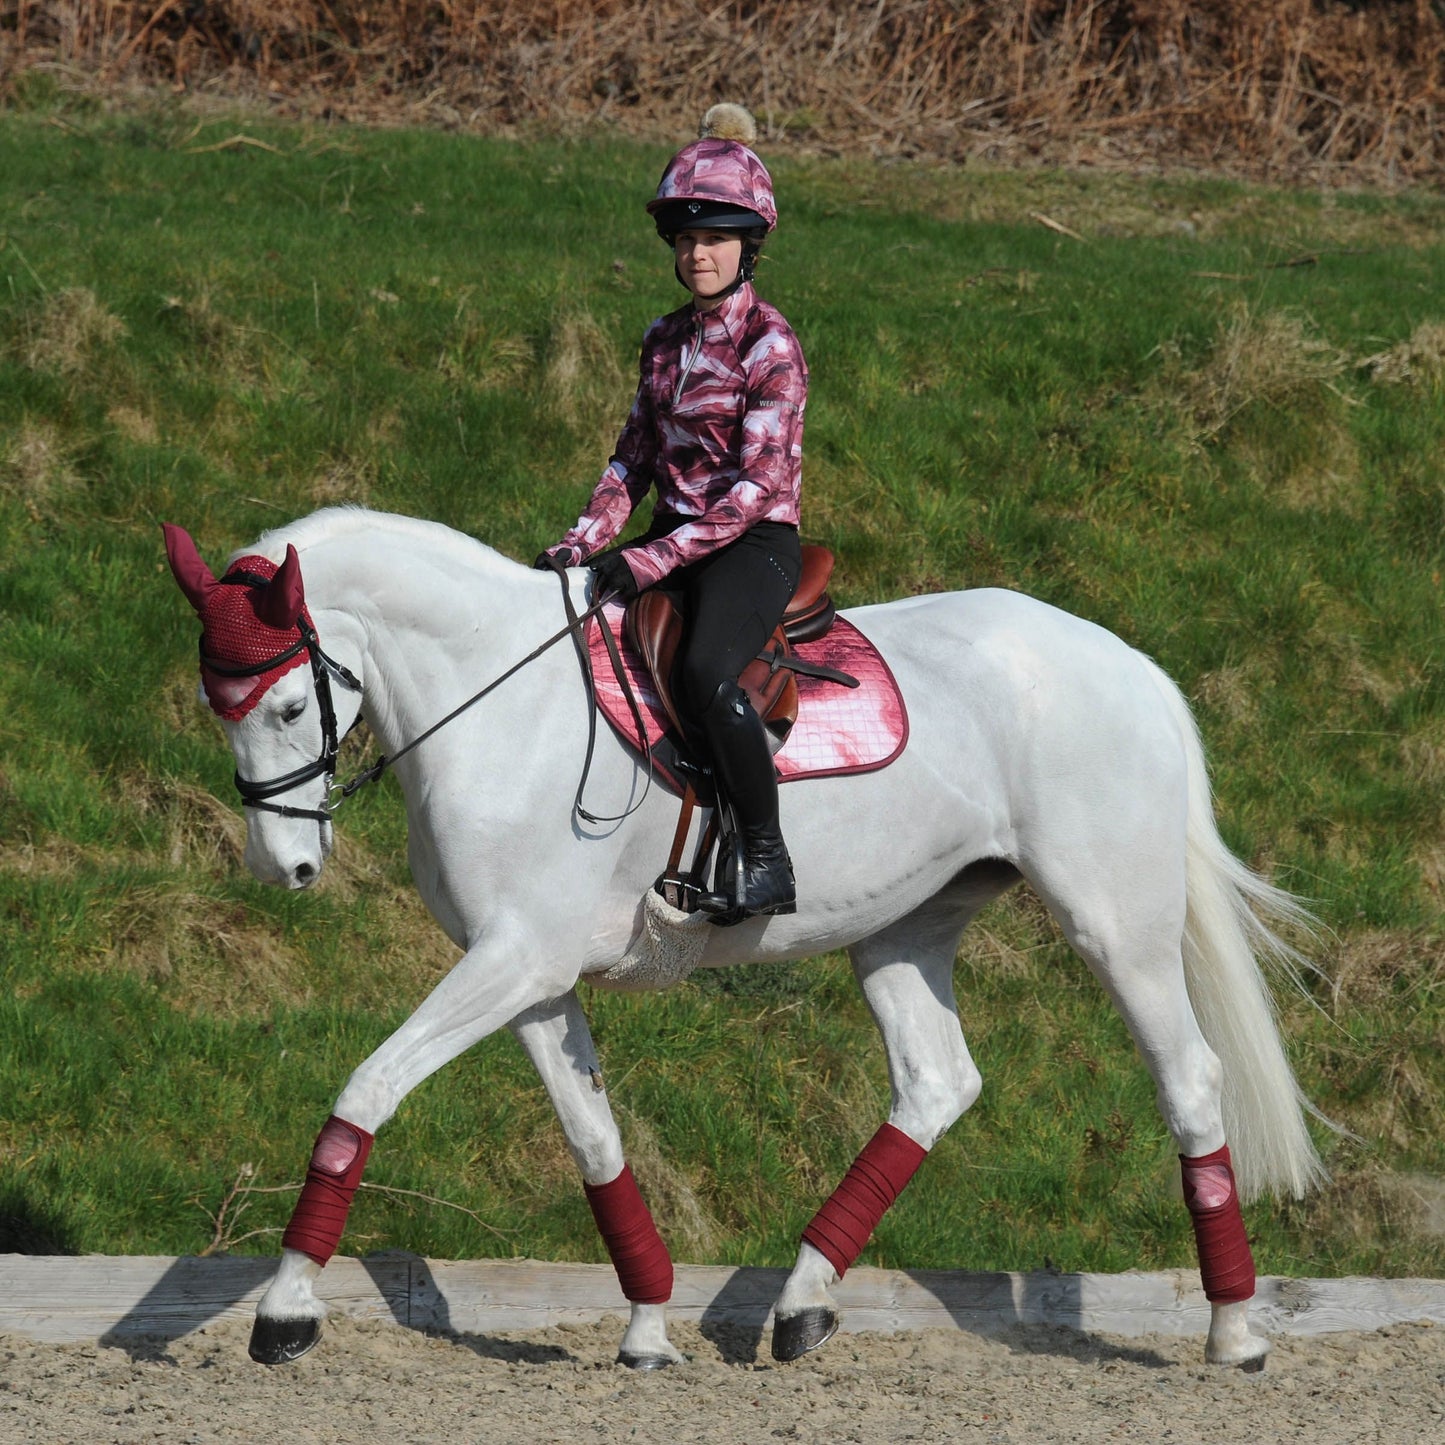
[623,544,839,756]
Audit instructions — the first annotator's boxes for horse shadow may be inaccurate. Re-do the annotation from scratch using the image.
[907,1268,1175,1368]
[0,1188,78,1255]
[697,1267,789,1364]
[97,1255,280,1363]
[86,1255,1173,1368]
[90,1248,563,1358]
[691,1266,1175,1369]
[94,1251,574,1365]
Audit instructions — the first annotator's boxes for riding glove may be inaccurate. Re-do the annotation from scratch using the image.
[533,545,579,571]
[591,549,640,601]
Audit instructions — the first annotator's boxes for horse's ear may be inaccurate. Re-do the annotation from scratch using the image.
[255,543,305,630]
[163,523,219,613]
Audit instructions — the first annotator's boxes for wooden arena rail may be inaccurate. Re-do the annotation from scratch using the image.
[2,1256,1443,1346]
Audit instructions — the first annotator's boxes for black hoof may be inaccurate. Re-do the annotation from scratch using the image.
[771,1306,839,1362]
[249,1314,322,1365]
[1238,1355,1267,1374]
[616,1350,676,1371]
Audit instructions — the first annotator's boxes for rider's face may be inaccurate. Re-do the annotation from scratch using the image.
[674,230,744,308]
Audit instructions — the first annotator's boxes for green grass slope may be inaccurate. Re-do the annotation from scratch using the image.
[2,94,1443,1279]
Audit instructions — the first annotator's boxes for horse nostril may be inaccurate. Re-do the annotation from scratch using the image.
[294,862,318,888]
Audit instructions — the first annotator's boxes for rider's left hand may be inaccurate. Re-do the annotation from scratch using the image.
[591,550,640,601]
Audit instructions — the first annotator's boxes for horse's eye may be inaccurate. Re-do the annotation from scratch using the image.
[282,700,307,724]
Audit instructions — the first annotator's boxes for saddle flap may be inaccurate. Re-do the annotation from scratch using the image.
[624,590,688,739]
[741,630,800,748]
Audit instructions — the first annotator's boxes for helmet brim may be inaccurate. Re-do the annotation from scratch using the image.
[648,198,769,239]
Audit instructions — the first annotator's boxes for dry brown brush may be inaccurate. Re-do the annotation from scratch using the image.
[3,1,1441,183]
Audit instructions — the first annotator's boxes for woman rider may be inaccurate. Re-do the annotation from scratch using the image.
[537,104,807,921]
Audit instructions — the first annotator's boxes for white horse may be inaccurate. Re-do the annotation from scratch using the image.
[163,505,1327,1373]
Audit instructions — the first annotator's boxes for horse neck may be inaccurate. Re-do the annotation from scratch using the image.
[299,524,548,753]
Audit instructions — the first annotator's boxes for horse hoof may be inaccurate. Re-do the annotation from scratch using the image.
[1237,1354,1267,1374]
[616,1350,676,1371]
[771,1307,839,1362]
[249,1314,322,1365]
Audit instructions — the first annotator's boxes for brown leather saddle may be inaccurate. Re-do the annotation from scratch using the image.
[622,543,839,757]
[615,544,849,916]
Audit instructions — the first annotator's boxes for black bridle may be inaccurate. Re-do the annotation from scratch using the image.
[203,570,362,824]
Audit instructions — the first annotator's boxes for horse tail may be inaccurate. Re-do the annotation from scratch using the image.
[1144,658,1331,1203]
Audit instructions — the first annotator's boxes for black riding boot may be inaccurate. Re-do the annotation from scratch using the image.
[695,680,796,919]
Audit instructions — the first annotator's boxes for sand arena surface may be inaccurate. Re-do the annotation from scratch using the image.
[2,1314,1443,1444]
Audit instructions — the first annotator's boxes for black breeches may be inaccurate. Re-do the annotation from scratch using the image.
[659,522,802,734]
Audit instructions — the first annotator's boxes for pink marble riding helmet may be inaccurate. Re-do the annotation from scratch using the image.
[646,104,777,243]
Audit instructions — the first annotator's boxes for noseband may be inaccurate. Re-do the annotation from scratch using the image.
[203,570,362,823]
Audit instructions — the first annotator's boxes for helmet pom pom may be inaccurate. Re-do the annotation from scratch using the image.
[699,103,758,146]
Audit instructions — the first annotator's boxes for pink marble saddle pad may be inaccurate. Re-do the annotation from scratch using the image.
[588,601,909,789]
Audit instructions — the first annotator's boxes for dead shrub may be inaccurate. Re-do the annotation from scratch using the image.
[1158,303,1349,441]
[437,303,534,394]
[1295,1165,1445,1253]
[7,2,1442,183]
[1361,321,1445,389]
[1328,929,1443,1010]
[20,286,127,377]
[542,308,627,436]
[0,418,84,508]
[1401,724,1445,790]
[105,882,313,1015]
[616,1106,727,1261]
[1193,663,1262,728]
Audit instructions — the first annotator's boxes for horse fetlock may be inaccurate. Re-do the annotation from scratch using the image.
[1205,1300,1270,1370]
[253,1254,326,1365]
[617,1303,683,1369]
[257,1247,323,1313]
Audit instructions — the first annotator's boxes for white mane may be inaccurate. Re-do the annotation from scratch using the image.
[232,506,507,574]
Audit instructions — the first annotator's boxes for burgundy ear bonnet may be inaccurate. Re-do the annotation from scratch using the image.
[163,523,312,721]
